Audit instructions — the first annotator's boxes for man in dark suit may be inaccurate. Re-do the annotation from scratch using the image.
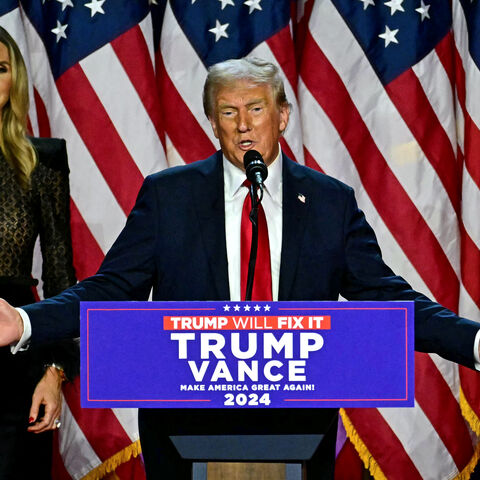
[0,57,479,478]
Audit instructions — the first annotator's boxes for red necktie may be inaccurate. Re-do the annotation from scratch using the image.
[240,181,272,301]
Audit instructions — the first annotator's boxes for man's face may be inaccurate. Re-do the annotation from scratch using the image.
[209,80,289,170]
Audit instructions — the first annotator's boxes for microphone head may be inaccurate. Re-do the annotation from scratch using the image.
[243,150,268,184]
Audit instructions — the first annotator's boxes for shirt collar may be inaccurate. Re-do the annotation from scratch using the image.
[223,147,283,200]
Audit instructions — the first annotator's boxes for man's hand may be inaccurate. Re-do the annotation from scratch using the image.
[0,298,24,346]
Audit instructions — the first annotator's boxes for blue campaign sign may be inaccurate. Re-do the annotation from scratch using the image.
[80,301,414,408]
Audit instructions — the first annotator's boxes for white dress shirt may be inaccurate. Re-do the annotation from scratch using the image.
[223,149,282,301]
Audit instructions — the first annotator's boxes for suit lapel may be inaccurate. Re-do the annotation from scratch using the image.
[191,152,230,299]
[279,156,310,300]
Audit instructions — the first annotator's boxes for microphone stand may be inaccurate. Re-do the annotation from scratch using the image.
[245,182,264,301]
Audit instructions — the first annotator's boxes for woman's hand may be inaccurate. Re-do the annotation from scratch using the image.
[27,366,63,433]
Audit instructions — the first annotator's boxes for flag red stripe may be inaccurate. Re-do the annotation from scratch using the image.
[463,114,480,189]
[33,87,52,138]
[301,31,459,311]
[304,145,324,173]
[435,32,455,93]
[156,54,216,163]
[279,137,296,162]
[414,353,474,468]
[70,200,105,280]
[56,66,144,215]
[111,25,165,146]
[385,70,460,213]
[345,408,423,479]
[266,25,298,93]
[63,379,134,461]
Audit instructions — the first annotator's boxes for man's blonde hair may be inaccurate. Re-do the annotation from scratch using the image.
[203,57,289,118]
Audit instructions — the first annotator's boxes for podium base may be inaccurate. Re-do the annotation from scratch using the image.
[171,434,323,480]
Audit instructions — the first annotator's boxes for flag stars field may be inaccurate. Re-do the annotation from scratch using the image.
[379,25,399,46]
[384,0,405,15]
[56,0,74,11]
[85,0,106,17]
[244,0,262,14]
[209,19,229,41]
[359,0,375,10]
[51,20,68,42]
[415,1,431,21]
[219,0,235,10]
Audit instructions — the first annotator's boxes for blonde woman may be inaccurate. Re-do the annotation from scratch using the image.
[0,27,78,479]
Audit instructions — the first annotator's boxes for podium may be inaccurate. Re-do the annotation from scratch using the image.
[81,300,414,479]
[172,433,328,480]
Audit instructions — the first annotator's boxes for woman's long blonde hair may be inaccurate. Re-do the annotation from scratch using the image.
[0,27,37,190]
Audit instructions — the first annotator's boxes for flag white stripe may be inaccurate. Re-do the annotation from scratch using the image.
[378,401,459,480]
[428,355,461,400]
[412,50,457,152]
[166,133,186,167]
[80,44,167,178]
[452,0,480,128]
[462,167,480,250]
[111,408,140,443]
[459,283,480,321]
[308,0,461,277]
[59,399,102,480]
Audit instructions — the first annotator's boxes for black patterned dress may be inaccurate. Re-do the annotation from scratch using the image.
[0,137,78,480]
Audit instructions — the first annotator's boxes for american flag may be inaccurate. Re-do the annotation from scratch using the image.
[1,0,479,478]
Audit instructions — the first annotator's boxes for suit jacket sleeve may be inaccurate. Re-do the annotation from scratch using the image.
[339,186,479,368]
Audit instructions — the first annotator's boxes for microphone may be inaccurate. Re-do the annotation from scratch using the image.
[243,150,268,186]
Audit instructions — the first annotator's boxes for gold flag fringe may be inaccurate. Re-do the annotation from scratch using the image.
[460,386,480,436]
[339,409,387,480]
[80,439,142,480]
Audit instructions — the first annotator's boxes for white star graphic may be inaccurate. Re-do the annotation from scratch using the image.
[244,0,262,14]
[244,305,251,311]
[56,0,73,11]
[51,20,68,42]
[415,1,430,21]
[149,0,158,5]
[233,304,241,311]
[223,304,231,311]
[254,305,261,312]
[85,0,106,17]
[264,305,271,312]
[384,0,404,15]
[358,0,375,10]
[219,0,235,9]
[209,19,229,42]
[378,25,399,46]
